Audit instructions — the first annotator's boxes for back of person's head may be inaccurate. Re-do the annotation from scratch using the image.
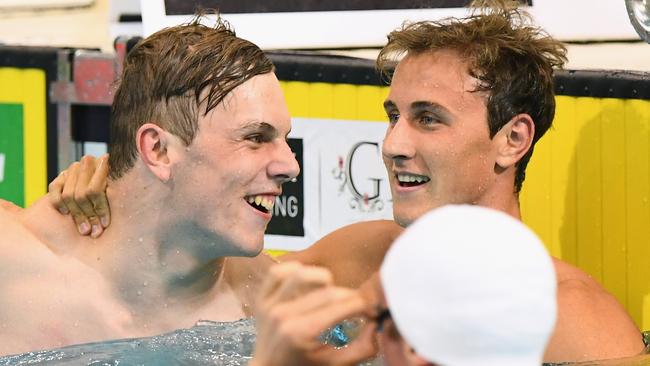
[380,204,557,366]
[109,16,274,179]
[377,0,567,192]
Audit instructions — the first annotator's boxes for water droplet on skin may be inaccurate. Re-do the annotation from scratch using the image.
[163,303,168,308]
[137,290,143,296]
[138,237,143,243]
[143,281,148,287]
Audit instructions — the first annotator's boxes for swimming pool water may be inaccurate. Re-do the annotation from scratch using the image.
[0,319,381,366]
[0,319,256,365]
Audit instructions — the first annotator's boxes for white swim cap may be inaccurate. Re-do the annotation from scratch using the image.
[380,205,557,366]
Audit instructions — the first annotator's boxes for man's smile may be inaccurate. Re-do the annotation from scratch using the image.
[245,194,277,214]
[395,173,430,188]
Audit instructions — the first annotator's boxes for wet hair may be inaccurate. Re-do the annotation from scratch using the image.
[377,0,567,192]
[109,16,274,179]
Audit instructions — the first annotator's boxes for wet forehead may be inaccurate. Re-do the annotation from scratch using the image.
[205,72,292,135]
[387,50,485,114]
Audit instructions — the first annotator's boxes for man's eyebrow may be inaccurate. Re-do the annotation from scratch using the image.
[411,101,450,115]
[383,100,452,120]
[384,100,449,113]
[383,100,397,110]
[238,121,278,136]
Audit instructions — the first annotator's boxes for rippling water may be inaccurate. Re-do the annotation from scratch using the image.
[0,319,256,365]
[13,319,647,365]
[0,319,382,366]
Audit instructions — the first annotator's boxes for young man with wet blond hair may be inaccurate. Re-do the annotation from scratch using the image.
[0,18,299,355]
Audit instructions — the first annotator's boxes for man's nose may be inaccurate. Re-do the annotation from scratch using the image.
[269,140,301,184]
[382,120,416,162]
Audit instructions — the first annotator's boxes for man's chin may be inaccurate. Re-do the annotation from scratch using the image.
[246,244,264,257]
[393,213,415,228]
[393,206,437,227]
[238,237,265,257]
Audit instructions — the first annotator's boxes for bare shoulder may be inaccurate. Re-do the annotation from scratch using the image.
[10,195,85,255]
[282,220,404,288]
[0,203,50,257]
[0,206,119,355]
[544,258,645,363]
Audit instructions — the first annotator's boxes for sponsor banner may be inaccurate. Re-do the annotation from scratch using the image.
[0,67,47,207]
[264,118,392,251]
[0,104,24,206]
[142,0,638,49]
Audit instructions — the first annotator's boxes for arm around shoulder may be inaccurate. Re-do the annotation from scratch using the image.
[280,220,404,288]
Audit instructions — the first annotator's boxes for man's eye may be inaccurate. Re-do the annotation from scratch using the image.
[387,112,400,125]
[246,134,264,143]
[419,114,438,126]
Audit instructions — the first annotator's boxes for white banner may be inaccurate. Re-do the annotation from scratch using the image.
[141,0,640,49]
[264,118,393,251]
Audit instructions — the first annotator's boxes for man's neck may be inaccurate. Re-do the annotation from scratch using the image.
[18,173,249,332]
[473,171,523,220]
[91,176,247,324]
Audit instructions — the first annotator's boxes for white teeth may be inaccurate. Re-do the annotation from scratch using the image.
[261,198,274,211]
[397,173,430,183]
[247,195,275,211]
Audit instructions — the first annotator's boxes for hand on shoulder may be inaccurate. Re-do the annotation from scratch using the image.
[47,154,111,238]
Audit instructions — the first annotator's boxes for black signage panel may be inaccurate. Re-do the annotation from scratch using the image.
[266,138,304,237]
[165,0,532,15]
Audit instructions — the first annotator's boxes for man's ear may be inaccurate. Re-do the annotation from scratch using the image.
[135,123,175,182]
[495,114,535,169]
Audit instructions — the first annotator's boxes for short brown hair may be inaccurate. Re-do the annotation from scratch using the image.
[109,16,274,179]
[377,0,567,192]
